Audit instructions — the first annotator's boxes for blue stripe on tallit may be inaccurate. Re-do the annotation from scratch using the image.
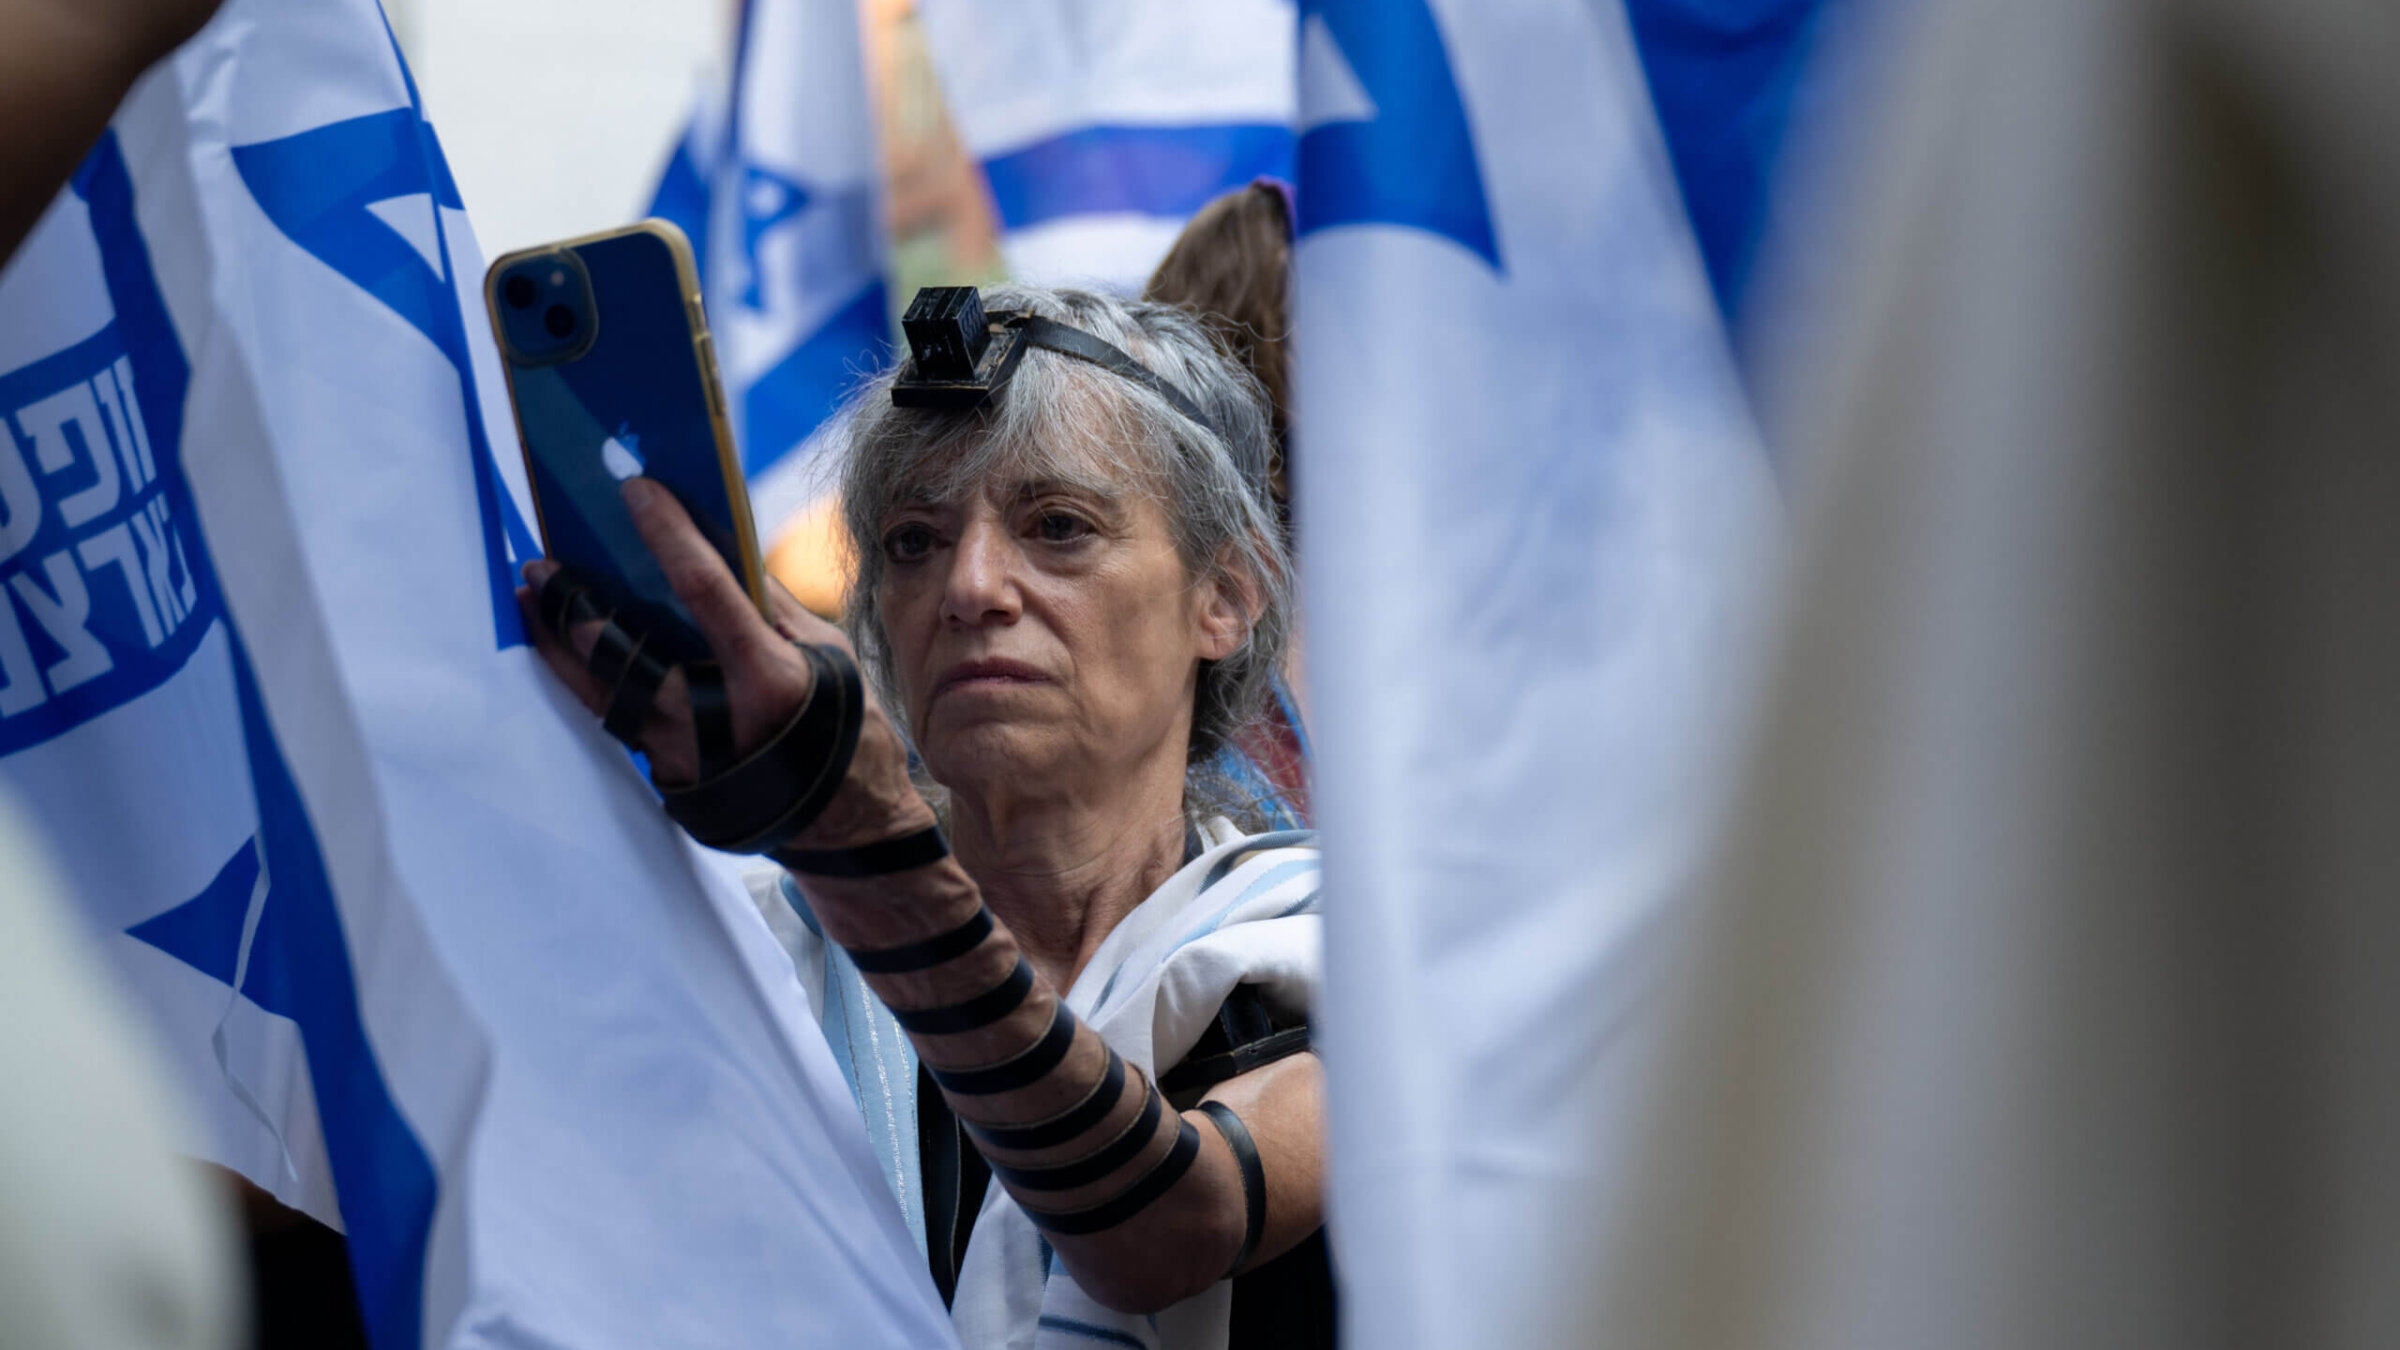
[1272,890,1321,921]
[1201,830,1317,890]
[780,876,925,1257]
[1092,850,1320,1014]
[1171,859,1318,953]
[1038,1314,1153,1349]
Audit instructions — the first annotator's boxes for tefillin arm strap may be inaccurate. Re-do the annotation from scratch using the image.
[843,902,1205,1240]
[535,568,946,870]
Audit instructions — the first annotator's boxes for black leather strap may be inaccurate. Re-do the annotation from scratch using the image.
[684,661,736,780]
[1198,1100,1267,1277]
[659,642,862,853]
[963,1053,1131,1153]
[537,567,602,633]
[848,906,993,975]
[781,825,952,878]
[1023,1117,1202,1237]
[1161,985,1316,1110]
[890,957,1035,1036]
[928,1002,1077,1096]
[992,1075,1163,1192]
[589,621,668,745]
[1012,316,1220,440]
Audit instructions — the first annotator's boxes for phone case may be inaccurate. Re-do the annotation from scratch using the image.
[483,221,762,666]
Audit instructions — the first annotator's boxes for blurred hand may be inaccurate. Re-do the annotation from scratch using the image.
[518,479,930,848]
[52,0,226,65]
[0,0,228,262]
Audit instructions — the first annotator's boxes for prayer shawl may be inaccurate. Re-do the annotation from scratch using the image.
[749,821,1323,1350]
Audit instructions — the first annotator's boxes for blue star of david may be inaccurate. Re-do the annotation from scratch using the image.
[1297,0,1502,272]
[739,164,812,311]
[126,837,295,1017]
[229,106,539,650]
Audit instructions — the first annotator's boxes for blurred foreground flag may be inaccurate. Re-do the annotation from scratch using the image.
[1624,0,1839,325]
[649,0,890,533]
[0,2,952,1346]
[916,0,1295,290]
[1592,2,2400,1348]
[1292,1,1781,1347]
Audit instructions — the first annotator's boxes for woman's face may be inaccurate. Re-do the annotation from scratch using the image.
[874,462,1246,799]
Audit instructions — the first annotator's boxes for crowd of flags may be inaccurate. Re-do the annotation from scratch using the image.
[0,0,1834,1344]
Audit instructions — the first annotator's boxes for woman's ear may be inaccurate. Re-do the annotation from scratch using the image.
[1195,558,1263,663]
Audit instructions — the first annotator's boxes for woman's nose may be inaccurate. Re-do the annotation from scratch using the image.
[940,518,1021,626]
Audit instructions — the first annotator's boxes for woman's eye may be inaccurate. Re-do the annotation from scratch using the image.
[1034,511,1091,544]
[883,523,935,562]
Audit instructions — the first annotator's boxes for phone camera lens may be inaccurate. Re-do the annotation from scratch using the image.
[544,304,577,339]
[503,273,537,309]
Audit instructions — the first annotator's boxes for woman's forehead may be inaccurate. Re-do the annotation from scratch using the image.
[887,428,1159,511]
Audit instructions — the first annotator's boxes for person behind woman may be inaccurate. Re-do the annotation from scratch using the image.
[522,286,1331,1348]
[1143,179,1313,827]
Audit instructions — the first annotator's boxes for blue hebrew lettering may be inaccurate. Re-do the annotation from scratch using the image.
[230,101,536,649]
[1295,0,1502,271]
[0,139,222,755]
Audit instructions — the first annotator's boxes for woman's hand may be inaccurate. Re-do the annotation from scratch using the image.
[517,478,931,849]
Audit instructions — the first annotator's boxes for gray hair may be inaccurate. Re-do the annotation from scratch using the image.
[835,285,1292,826]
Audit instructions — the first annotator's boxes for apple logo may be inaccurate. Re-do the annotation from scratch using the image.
[601,422,645,481]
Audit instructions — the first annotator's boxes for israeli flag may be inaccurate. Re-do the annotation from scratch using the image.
[0,3,953,1346]
[649,0,890,534]
[1625,0,1839,325]
[915,0,1297,291]
[1292,2,1783,1347]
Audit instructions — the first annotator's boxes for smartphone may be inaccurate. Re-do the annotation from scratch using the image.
[484,220,764,666]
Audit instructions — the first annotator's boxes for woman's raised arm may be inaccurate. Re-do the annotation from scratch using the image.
[520,479,1322,1312]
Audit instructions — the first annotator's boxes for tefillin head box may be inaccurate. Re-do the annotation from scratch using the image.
[894,285,1027,410]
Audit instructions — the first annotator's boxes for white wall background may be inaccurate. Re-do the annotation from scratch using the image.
[386,0,737,259]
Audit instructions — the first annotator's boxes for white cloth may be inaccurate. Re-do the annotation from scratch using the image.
[0,794,241,1350]
[1591,0,2400,1347]
[1289,2,1781,1347]
[751,820,1323,1350]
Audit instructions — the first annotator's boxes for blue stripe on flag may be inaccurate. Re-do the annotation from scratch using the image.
[82,127,438,1350]
[228,640,438,1350]
[1624,0,1835,322]
[231,93,536,652]
[981,124,1294,231]
[741,280,890,478]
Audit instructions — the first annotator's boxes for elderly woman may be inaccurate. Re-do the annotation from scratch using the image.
[522,287,1329,1349]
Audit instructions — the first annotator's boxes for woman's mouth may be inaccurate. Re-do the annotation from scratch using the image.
[932,658,1052,699]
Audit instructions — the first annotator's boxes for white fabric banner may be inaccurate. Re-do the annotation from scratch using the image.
[915,0,1297,291]
[649,0,891,534]
[0,3,954,1346]
[1290,0,1780,1346]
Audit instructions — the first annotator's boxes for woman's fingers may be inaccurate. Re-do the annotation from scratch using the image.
[528,487,826,770]
[621,478,783,674]
[519,565,700,781]
[764,574,848,649]
[516,575,610,714]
